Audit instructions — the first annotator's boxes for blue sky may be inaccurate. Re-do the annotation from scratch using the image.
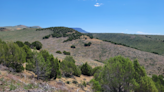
[0,0,164,34]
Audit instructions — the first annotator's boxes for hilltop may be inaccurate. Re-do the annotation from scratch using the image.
[72,28,89,33]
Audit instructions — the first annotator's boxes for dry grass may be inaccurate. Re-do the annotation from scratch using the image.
[40,36,164,75]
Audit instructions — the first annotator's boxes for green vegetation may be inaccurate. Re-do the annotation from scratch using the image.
[16,40,42,50]
[82,81,87,87]
[152,75,164,92]
[71,45,76,48]
[31,41,42,50]
[84,42,92,46]
[63,51,70,55]
[24,41,31,47]
[92,33,164,55]
[91,66,102,76]
[72,80,78,84]
[36,27,84,42]
[56,50,62,54]
[92,56,158,92]
[43,35,50,39]
[81,62,92,76]
[0,39,60,80]
[60,56,81,77]
[15,41,25,47]
[0,41,26,72]
[26,50,60,80]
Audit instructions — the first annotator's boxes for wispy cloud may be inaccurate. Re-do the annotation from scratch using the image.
[94,3,103,7]
[136,31,160,35]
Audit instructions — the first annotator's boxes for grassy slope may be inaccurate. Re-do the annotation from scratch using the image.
[1,29,164,75]
[92,33,164,55]
[0,28,53,42]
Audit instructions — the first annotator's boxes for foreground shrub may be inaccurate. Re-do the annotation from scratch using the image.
[26,50,60,80]
[91,66,102,76]
[0,42,26,72]
[60,56,81,77]
[81,62,92,76]
[93,56,158,92]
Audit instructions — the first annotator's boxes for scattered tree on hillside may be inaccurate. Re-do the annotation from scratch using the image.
[63,51,70,55]
[56,51,62,54]
[71,45,76,48]
[43,35,51,39]
[84,42,92,46]
[31,41,42,50]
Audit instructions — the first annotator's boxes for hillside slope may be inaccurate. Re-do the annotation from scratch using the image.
[92,33,164,55]
[0,27,164,76]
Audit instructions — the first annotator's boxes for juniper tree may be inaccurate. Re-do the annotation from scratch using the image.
[94,56,138,92]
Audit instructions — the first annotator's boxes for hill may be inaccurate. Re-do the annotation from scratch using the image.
[92,33,164,55]
[1,25,41,31]
[0,27,164,76]
[72,28,89,33]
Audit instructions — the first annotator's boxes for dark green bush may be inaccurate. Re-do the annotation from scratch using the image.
[56,51,62,54]
[84,42,92,46]
[31,41,42,50]
[72,80,78,84]
[43,35,51,39]
[15,41,24,47]
[60,56,81,77]
[91,66,102,76]
[66,81,70,84]
[0,42,26,73]
[63,51,70,55]
[71,45,76,48]
[152,52,159,54]
[81,62,92,76]
[24,41,31,48]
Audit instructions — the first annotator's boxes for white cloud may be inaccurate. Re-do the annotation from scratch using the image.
[94,3,103,7]
[136,31,160,35]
